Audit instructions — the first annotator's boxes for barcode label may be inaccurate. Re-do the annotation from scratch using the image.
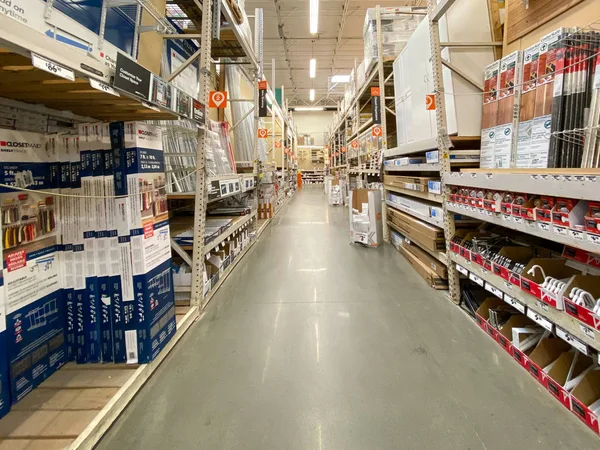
[125,330,138,364]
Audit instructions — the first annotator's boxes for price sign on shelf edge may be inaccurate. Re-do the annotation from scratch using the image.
[89,78,120,97]
[32,53,74,81]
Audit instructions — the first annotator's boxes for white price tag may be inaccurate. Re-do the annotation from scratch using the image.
[502,214,512,222]
[504,281,513,291]
[90,78,120,97]
[513,217,523,225]
[580,324,596,341]
[554,226,568,237]
[469,272,484,287]
[538,222,551,232]
[569,230,584,241]
[526,309,554,332]
[504,295,525,313]
[356,233,368,244]
[556,327,588,354]
[536,301,550,312]
[588,233,600,246]
[485,210,493,217]
[31,53,74,81]
[485,282,503,299]
[142,101,161,112]
[456,265,468,276]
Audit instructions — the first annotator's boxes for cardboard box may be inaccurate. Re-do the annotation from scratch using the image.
[0,130,66,402]
[475,298,505,338]
[545,351,593,409]
[349,189,382,247]
[520,258,580,302]
[496,315,536,353]
[399,237,447,279]
[383,175,439,193]
[563,275,600,331]
[571,368,600,433]
[527,337,570,384]
[110,122,176,364]
[387,215,445,254]
[397,245,447,289]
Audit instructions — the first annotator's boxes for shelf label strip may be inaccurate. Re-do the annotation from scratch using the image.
[31,53,74,81]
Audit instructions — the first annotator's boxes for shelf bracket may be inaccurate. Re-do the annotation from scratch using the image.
[440,58,484,91]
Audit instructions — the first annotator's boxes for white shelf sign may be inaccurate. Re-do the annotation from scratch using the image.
[526,309,554,332]
[32,53,75,81]
[485,282,503,299]
[580,324,596,341]
[90,78,120,97]
[469,272,484,287]
[456,264,468,276]
[504,295,525,313]
[556,327,588,355]
[538,222,551,233]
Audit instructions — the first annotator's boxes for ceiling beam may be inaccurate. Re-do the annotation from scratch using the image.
[272,0,298,98]
[331,0,354,77]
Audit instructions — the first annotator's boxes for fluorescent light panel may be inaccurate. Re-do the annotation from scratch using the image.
[309,59,316,78]
[295,107,324,111]
[310,0,319,34]
[309,89,315,101]
[331,74,351,83]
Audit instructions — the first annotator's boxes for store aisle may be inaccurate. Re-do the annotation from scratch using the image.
[97,187,598,450]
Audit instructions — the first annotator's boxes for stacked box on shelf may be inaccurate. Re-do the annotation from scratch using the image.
[384,175,440,193]
[363,7,423,73]
[387,192,441,222]
[0,130,66,403]
[391,230,447,288]
[110,122,176,364]
[387,207,445,254]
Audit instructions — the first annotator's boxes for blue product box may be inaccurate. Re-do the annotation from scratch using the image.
[0,269,10,418]
[110,122,175,363]
[110,122,176,364]
[426,151,439,164]
[79,124,101,363]
[0,130,66,403]
[428,181,442,195]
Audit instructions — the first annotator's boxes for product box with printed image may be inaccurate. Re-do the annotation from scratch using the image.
[78,124,102,363]
[0,253,10,418]
[110,122,176,364]
[0,130,66,403]
[349,189,382,247]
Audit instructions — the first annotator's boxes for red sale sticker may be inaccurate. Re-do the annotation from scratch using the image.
[7,250,26,272]
[144,223,154,239]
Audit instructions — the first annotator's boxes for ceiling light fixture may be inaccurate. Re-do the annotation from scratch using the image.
[309,89,315,101]
[309,59,316,79]
[295,107,324,111]
[310,0,319,34]
[331,75,351,83]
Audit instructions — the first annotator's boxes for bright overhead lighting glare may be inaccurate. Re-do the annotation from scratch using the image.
[309,89,315,101]
[331,75,351,83]
[295,107,324,111]
[309,59,316,78]
[310,0,319,34]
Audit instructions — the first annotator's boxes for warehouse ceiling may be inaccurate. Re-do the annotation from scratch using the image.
[243,0,426,107]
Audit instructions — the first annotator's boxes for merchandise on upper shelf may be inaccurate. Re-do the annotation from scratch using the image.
[393,0,495,153]
[480,27,600,169]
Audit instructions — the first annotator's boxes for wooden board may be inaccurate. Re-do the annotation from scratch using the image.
[505,0,584,44]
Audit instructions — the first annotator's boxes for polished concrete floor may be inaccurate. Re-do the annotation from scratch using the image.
[97,187,598,449]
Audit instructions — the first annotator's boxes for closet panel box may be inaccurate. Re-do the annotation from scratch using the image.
[0,268,8,419]
[393,0,495,151]
[0,130,66,403]
[111,122,176,364]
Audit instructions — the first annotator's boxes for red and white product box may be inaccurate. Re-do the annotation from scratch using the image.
[474,298,504,336]
[552,198,588,230]
[562,275,600,330]
[500,197,514,215]
[519,196,539,221]
[483,191,502,213]
[534,196,555,222]
[570,369,600,434]
[496,316,532,354]
[520,258,577,301]
[511,195,528,218]
[584,202,600,236]
[526,338,570,385]
[511,346,531,370]
[539,275,576,310]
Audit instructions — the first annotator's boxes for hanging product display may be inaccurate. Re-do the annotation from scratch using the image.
[226,65,256,163]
